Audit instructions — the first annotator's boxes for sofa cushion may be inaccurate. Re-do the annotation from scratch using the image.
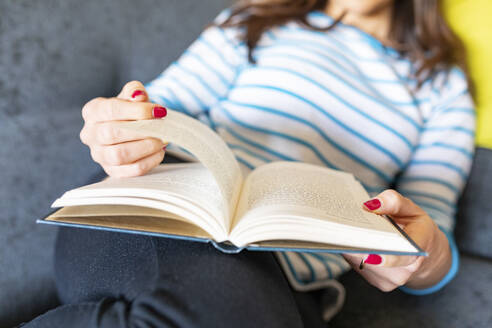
[0,107,100,327]
[331,254,492,327]
[0,0,229,326]
[456,147,492,259]
[0,2,121,325]
[117,0,232,86]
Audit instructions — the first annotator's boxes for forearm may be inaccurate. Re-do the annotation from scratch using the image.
[405,227,452,290]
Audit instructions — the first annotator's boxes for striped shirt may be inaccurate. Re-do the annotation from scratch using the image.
[145,10,475,294]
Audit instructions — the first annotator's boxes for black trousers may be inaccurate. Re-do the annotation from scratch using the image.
[21,227,326,328]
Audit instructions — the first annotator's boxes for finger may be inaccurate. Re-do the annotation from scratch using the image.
[82,121,163,145]
[91,138,165,166]
[362,189,433,255]
[102,150,165,178]
[364,256,425,287]
[342,253,365,271]
[362,189,426,218]
[372,254,420,268]
[343,253,396,288]
[344,252,420,269]
[343,253,423,291]
[400,216,436,253]
[117,80,149,102]
[82,97,167,122]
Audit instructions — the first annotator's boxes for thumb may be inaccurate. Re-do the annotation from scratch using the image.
[117,80,149,102]
[361,189,432,267]
[362,189,426,219]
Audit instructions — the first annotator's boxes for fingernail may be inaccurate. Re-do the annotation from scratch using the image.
[131,90,146,98]
[163,145,167,151]
[152,106,167,118]
[364,254,383,265]
[363,198,381,210]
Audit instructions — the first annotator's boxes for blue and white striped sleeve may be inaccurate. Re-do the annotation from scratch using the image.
[396,69,476,295]
[145,19,247,121]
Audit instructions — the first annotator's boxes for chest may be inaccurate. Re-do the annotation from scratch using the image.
[210,27,432,183]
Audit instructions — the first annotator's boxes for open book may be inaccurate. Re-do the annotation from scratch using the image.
[39,110,425,256]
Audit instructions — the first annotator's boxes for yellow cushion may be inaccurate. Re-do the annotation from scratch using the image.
[444,0,492,148]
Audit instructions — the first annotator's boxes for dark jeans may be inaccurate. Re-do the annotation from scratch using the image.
[21,227,325,328]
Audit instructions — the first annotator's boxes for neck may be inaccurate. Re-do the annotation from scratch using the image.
[324,2,393,46]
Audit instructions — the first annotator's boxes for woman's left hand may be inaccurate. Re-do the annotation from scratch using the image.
[342,189,452,292]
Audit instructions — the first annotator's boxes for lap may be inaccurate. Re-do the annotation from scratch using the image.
[50,227,314,328]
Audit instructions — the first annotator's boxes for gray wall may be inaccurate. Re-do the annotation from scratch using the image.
[0,0,229,325]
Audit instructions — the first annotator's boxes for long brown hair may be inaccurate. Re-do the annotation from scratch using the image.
[219,0,470,89]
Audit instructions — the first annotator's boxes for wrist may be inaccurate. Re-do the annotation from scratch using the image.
[405,225,452,289]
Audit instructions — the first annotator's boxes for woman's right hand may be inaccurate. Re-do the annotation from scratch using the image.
[80,81,168,178]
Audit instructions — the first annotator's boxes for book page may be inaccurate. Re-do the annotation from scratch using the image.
[233,162,395,233]
[229,162,416,252]
[46,210,213,240]
[116,110,243,230]
[54,163,228,239]
[50,204,188,221]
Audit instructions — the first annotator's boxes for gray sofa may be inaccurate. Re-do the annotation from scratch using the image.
[1,0,490,327]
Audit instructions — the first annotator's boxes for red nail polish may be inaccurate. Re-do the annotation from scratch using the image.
[364,254,382,265]
[163,146,167,151]
[152,106,167,118]
[131,90,145,98]
[364,198,381,210]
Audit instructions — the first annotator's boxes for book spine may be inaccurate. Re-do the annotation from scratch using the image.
[210,240,245,254]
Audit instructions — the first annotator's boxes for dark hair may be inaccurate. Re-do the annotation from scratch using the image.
[219,0,471,90]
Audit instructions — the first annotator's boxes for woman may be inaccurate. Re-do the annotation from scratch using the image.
[23,0,475,327]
